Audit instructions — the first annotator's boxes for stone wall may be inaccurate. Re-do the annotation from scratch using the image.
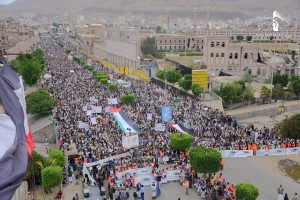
[32,123,56,143]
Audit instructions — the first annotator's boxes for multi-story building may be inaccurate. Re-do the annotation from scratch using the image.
[0,17,35,50]
[105,27,140,69]
[190,28,300,41]
[203,36,262,73]
[154,34,204,51]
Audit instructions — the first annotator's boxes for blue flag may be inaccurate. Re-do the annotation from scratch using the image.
[161,107,172,122]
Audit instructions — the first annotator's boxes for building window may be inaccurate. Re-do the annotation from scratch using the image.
[170,40,171,43]
[244,53,248,59]
[174,46,176,50]
[229,53,233,59]
[183,40,185,43]
[165,46,167,49]
[216,42,220,47]
[210,53,214,57]
[221,53,224,57]
[160,46,162,50]
[222,42,225,47]
[160,40,162,43]
[169,46,172,50]
[197,40,199,43]
[179,46,181,49]
[87,41,89,45]
[211,41,214,47]
[216,53,219,57]
[235,53,238,59]
[179,40,181,43]
[165,40,166,43]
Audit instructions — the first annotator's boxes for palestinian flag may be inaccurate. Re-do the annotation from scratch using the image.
[110,108,141,133]
[169,123,196,136]
[0,63,33,200]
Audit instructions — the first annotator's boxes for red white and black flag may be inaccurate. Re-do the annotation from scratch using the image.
[0,63,34,200]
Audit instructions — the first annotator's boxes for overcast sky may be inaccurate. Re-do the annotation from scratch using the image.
[0,0,15,5]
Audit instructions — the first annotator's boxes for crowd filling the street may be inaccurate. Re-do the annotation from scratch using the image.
[39,34,299,200]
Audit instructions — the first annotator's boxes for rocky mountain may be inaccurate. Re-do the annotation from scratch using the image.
[0,0,299,20]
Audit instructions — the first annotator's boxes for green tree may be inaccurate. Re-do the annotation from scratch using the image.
[170,133,193,150]
[21,60,42,85]
[156,25,162,33]
[109,84,118,92]
[243,85,254,99]
[273,73,288,87]
[246,36,252,41]
[141,36,157,57]
[191,83,202,96]
[179,74,192,91]
[260,86,270,100]
[188,147,222,174]
[156,70,166,80]
[275,113,300,140]
[26,88,56,114]
[121,94,135,104]
[236,183,259,200]
[220,82,243,102]
[41,166,63,190]
[165,70,182,84]
[47,149,65,168]
[236,35,244,41]
[272,84,284,99]
[291,78,300,94]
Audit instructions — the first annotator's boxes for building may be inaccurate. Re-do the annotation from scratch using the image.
[203,36,259,72]
[76,33,101,55]
[155,34,204,51]
[105,27,140,69]
[190,28,300,41]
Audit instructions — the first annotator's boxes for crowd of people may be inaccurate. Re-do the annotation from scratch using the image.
[40,34,298,200]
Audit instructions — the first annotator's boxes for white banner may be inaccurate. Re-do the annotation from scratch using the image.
[155,123,165,131]
[108,98,118,105]
[105,106,110,112]
[256,149,271,156]
[166,170,181,181]
[285,147,300,155]
[86,110,92,116]
[82,106,87,111]
[221,150,239,158]
[163,156,169,162]
[147,113,152,121]
[238,150,254,157]
[117,169,136,179]
[78,122,89,131]
[269,148,286,156]
[122,134,139,149]
[134,176,153,186]
[91,106,102,113]
[90,117,97,125]
[136,167,152,177]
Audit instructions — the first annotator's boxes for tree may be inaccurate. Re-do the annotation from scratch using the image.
[41,166,63,190]
[273,73,289,87]
[156,25,162,33]
[47,149,65,168]
[165,70,182,84]
[26,88,56,114]
[220,82,243,102]
[156,70,166,80]
[246,36,252,41]
[21,60,42,85]
[260,86,270,100]
[109,84,118,92]
[179,74,192,91]
[275,113,300,140]
[243,85,254,99]
[141,36,157,57]
[272,84,284,99]
[192,83,202,96]
[236,35,244,41]
[291,77,300,94]
[188,147,222,174]
[170,133,193,150]
[236,183,259,200]
[121,94,135,104]
[100,78,108,84]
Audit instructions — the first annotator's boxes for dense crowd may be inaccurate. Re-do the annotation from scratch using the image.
[41,34,298,200]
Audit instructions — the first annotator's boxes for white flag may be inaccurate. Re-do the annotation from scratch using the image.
[147,113,152,121]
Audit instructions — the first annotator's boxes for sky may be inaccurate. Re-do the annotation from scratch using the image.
[0,0,15,5]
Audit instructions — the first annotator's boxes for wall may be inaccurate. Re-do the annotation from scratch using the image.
[12,181,28,200]
[32,123,56,143]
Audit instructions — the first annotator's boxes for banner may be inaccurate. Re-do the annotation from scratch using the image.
[163,156,169,162]
[116,169,136,179]
[90,117,97,125]
[82,106,87,111]
[155,123,165,131]
[86,110,92,116]
[105,106,110,112]
[78,122,89,131]
[166,170,181,181]
[161,107,172,122]
[285,147,300,155]
[238,150,253,157]
[134,176,153,186]
[136,167,152,177]
[221,150,239,158]
[269,148,285,156]
[147,113,152,121]
[108,98,118,105]
[91,106,102,113]
[122,134,139,149]
[256,149,271,156]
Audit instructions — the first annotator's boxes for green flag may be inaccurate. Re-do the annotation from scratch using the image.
[173,98,179,105]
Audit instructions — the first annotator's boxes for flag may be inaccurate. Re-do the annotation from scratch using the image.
[161,106,172,122]
[0,63,30,200]
[173,98,179,105]
[110,109,141,133]
[169,123,196,136]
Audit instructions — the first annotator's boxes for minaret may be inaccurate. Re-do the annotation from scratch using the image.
[193,8,198,28]
[205,6,210,28]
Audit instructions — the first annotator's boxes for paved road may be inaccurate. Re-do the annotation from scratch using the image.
[222,155,300,200]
